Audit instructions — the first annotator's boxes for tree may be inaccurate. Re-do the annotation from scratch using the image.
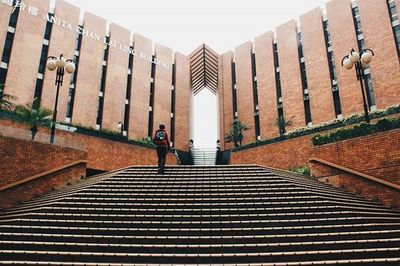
[0,84,17,111]
[275,115,294,136]
[224,119,249,147]
[15,100,53,141]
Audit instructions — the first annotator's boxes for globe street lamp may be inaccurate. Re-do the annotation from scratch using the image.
[46,54,76,144]
[341,48,374,123]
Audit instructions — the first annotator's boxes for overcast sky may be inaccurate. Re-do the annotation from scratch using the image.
[63,0,328,148]
[64,0,328,55]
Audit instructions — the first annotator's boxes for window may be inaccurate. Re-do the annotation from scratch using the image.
[231,61,238,120]
[33,13,53,105]
[96,38,110,127]
[1,32,14,64]
[387,0,400,59]
[251,52,260,139]
[323,18,342,116]
[170,63,176,145]
[297,30,311,124]
[148,55,156,136]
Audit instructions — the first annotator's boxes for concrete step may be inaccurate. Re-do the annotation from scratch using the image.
[1,164,399,265]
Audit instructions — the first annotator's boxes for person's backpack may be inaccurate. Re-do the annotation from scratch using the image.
[154,130,166,145]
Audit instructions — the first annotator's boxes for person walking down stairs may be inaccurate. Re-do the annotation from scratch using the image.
[153,124,170,174]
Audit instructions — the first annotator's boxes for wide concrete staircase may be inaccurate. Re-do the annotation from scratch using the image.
[1,165,400,265]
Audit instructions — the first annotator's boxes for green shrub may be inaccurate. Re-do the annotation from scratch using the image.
[312,117,400,146]
[136,136,157,148]
[233,104,400,152]
[289,166,311,176]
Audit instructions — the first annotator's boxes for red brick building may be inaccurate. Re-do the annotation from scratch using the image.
[0,0,399,151]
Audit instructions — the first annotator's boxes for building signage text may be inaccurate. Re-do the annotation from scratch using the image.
[1,0,170,69]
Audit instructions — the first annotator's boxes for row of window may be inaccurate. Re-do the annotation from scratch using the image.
[1,1,399,143]
[65,26,83,121]
[0,2,177,145]
[227,0,400,141]
[322,18,342,117]
[33,12,53,108]
[297,31,312,126]
[0,0,20,85]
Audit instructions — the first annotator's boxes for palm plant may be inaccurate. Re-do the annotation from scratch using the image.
[224,119,249,147]
[15,100,53,141]
[275,115,294,136]
[0,84,17,111]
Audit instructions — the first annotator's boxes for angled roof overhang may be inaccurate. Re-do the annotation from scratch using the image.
[189,44,219,95]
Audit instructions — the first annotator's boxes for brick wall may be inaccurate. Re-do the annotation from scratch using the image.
[102,23,130,131]
[219,51,234,151]
[0,135,87,208]
[0,118,178,172]
[230,135,312,170]
[4,0,50,105]
[276,20,306,130]
[1,163,86,209]
[300,8,336,124]
[310,129,400,208]
[310,129,400,183]
[0,136,87,188]
[254,32,280,140]
[235,42,256,144]
[73,134,177,171]
[72,12,107,127]
[231,127,400,208]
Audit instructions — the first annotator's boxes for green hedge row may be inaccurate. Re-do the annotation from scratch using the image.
[72,125,157,149]
[233,104,400,152]
[0,109,158,150]
[312,117,400,146]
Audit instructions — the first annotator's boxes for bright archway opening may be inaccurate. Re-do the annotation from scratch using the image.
[192,89,218,149]
[189,44,219,164]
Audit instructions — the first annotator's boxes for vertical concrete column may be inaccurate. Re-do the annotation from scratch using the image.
[5,0,50,104]
[276,20,306,130]
[173,52,190,151]
[41,0,80,122]
[327,0,363,116]
[234,41,256,145]
[72,12,106,127]
[358,0,400,109]
[254,32,279,140]
[0,3,12,60]
[128,34,152,139]
[153,43,173,136]
[102,24,130,131]
[219,51,234,151]
[300,8,335,125]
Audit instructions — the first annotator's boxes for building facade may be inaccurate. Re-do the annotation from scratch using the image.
[219,0,400,149]
[0,0,399,152]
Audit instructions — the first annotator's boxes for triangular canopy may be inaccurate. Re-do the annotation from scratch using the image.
[189,44,219,95]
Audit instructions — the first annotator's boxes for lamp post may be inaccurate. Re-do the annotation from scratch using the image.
[117,121,124,135]
[341,48,374,123]
[46,54,76,144]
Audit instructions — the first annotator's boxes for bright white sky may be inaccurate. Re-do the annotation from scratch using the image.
[64,0,328,55]
[63,0,328,148]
